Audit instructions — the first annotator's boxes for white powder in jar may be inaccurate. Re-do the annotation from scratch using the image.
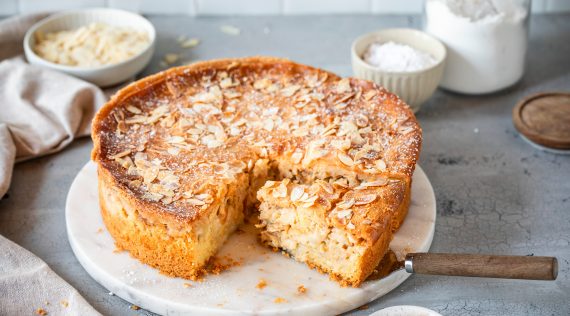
[425,0,529,94]
[363,41,437,72]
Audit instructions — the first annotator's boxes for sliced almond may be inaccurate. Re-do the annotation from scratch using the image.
[354,193,377,205]
[375,159,387,172]
[319,181,334,194]
[110,149,131,160]
[281,85,301,97]
[142,192,163,201]
[355,114,369,127]
[126,105,142,114]
[291,150,304,164]
[364,90,377,101]
[337,151,355,167]
[290,186,305,202]
[336,78,351,94]
[359,178,388,188]
[167,136,185,144]
[300,195,318,207]
[336,209,352,219]
[187,198,206,206]
[336,198,355,209]
[331,178,349,189]
[272,183,288,198]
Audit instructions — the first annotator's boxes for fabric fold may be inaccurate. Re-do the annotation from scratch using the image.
[0,13,107,315]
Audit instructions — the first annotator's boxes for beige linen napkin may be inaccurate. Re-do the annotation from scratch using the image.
[0,14,104,315]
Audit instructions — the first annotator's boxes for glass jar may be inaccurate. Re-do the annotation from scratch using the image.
[424,0,531,94]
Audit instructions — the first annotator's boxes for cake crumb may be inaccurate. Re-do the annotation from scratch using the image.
[35,308,48,315]
[297,285,307,294]
[256,279,267,289]
[220,25,240,36]
[208,255,241,275]
[163,53,179,65]
[358,304,369,310]
[44,301,50,305]
[180,38,200,49]
[183,282,192,288]
[60,300,69,308]
[274,297,287,304]
[130,305,140,310]
[96,228,104,233]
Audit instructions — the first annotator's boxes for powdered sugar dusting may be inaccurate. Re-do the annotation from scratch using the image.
[363,41,436,72]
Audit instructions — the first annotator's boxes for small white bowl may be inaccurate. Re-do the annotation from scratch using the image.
[352,28,446,113]
[24,8,156,87]
[370,305,442,316]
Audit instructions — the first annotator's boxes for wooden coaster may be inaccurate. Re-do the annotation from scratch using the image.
[513,92,570,149]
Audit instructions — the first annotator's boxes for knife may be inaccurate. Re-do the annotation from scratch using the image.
[402,253,558,280]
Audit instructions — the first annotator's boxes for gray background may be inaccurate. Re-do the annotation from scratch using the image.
[0,14,569,315]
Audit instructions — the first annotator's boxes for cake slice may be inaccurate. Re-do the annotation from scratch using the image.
[257,177,410,287]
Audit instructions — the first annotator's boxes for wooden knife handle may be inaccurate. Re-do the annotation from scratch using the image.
[405,253,558,280]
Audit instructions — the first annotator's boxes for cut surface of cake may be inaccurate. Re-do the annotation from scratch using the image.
[257,178,410,286]
[91,57,422,286]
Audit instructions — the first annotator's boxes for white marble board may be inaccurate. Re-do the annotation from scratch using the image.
[66,161,436,315]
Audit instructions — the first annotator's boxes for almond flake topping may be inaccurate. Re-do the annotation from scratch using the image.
[355,114,369,127]
[272,181,289,198]
[291,150,304,164]
[399,125,416,135]
[364,90,377,100]
[331,138,351,151]
[337,151,355,167]
[167,136,185,144]
[354,193,377,205]
[290,186,305,202]
[336,198,355,209]
[281,85,301,97]
[300,195,319,208]
[336,78,351,94]
[142,192,163,201]
[331,178,349,189]
[187,198,206,206]
[375,159,387,171]
[336,209,353,219]
[358,178,388,188]
[318,181,334,194]
[110,150,131,159]
[254,78,271,90]
[219,77,236,88]
[126,105,142,114]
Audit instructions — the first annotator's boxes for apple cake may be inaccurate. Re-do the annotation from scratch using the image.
[91,56,421,287]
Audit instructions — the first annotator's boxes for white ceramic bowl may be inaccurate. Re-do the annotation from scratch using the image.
[24,8,156,87]
[370,305,442,316]
[352,28,446,113]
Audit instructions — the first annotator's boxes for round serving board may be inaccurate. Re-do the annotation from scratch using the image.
[66,161,436,316]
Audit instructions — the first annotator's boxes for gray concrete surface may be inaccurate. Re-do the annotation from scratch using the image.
[1,14,569,316]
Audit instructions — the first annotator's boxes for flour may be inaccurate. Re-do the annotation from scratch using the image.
[425,0,529,94]
[363,41,437,72]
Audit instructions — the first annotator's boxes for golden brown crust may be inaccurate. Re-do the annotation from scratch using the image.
[92,56,422,286]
